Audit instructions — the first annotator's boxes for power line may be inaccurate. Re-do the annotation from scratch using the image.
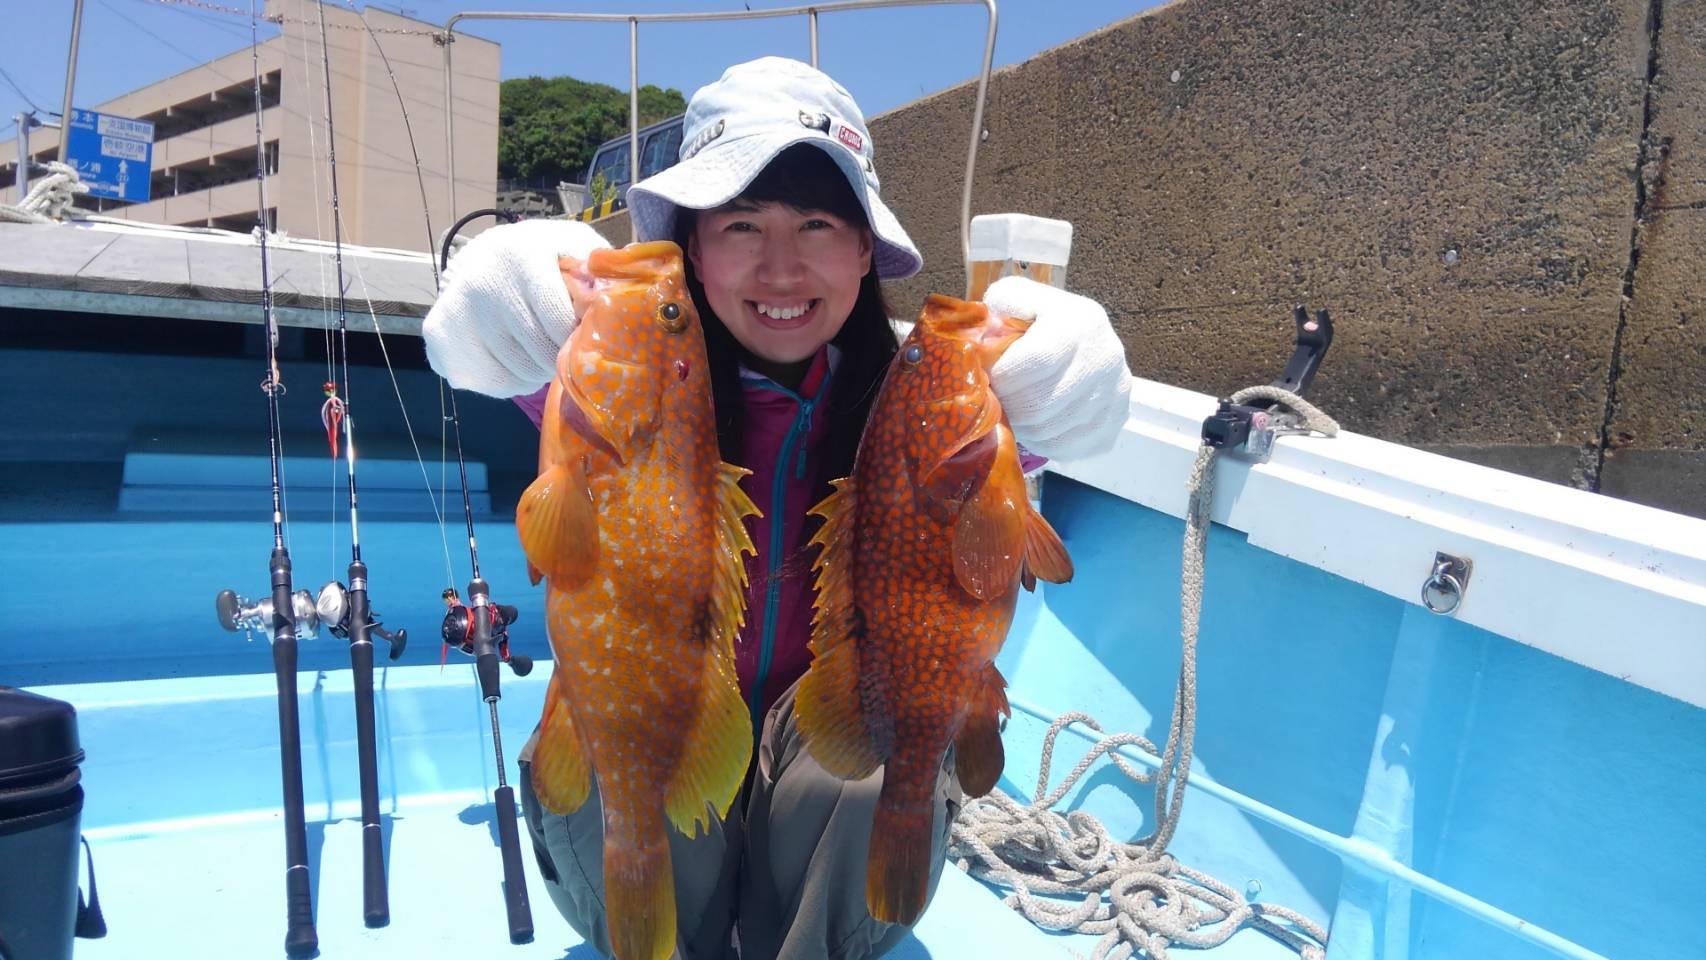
[0,65,61,117]
[144,0,443,36]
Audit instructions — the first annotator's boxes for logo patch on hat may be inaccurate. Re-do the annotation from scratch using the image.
[835,124,864,154]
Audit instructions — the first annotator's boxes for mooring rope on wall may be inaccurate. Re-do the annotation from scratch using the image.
[0,161,89,223]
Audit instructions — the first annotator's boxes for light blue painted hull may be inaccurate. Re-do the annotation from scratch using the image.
[9,470,1702,959]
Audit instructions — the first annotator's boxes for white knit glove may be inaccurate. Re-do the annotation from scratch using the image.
[985,276,1133,459]
[422,219,612,397]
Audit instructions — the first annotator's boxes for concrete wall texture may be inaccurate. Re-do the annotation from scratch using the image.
[591,0,1702,519]
[861,0,1703,520]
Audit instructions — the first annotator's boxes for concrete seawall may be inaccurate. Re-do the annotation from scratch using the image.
[598,0,1705,518]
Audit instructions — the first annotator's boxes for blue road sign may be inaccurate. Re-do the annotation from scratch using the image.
[65,109,154,203]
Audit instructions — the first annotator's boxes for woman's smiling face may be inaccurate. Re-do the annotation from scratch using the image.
[687,198,874,376]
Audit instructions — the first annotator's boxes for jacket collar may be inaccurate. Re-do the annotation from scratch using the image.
[738,343,840,402]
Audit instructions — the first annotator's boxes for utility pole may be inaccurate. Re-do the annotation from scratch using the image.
[17,113,38,203]
[58,0,85,164]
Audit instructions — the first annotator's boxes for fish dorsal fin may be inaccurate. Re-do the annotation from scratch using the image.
[529,665,592,815]
[954,662,1011,797]
[664,461,760,837]
[797,478,885,779]
[952,425,1029,601]
[516,456,598,590]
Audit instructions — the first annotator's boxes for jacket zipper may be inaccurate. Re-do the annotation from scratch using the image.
[743,366,830,730]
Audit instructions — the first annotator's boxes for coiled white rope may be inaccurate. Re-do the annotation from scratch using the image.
[0,161,89,223]
[951,386,1338,960]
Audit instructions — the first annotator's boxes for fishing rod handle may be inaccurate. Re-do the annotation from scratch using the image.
[269,549,319,957]
[494,785,534,944]
[346,575,390,928]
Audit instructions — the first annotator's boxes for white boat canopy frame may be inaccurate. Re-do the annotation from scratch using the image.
[440,0,999,268]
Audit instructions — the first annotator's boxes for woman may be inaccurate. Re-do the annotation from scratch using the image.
[423,56,1131,960]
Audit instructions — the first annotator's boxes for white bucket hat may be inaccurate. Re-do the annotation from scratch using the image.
[626,56,923,280]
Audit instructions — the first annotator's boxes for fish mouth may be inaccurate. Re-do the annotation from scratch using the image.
[586,241,683,283]
[746,298,822,330]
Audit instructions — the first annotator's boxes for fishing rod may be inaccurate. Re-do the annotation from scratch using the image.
[433,207,536,945]
[310,0,406,929]
[351,7,534,940]
[208,3,317,955]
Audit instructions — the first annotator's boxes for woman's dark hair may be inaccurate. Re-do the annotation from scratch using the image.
[673,143,898,491]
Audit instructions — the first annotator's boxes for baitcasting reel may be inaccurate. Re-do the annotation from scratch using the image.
[216,588,322,641]
[439,588,532,677]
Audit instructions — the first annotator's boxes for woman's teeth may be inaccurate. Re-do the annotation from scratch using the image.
[755,301,813,320]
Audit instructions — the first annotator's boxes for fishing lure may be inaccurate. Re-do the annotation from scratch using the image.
[321,381,346,458]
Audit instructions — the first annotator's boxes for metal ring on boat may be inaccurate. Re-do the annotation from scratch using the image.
[1420,552,1472,615]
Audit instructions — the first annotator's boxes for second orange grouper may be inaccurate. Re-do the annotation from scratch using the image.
[797,293,1075,926]
[516,241,759,960]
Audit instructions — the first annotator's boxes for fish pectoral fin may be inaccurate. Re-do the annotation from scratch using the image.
[530,666,592,815]
[954,663,1010,798]
[951,426,1028,602]
[515,458,598,590]
[798,478,886,780]
[1022,499,1074,586]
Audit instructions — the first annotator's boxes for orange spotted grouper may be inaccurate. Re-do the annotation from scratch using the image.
[516,240,759,960]
[797,293,1074,926]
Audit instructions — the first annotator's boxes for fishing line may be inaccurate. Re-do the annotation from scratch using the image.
[341,2,457,593]
[345,7,535,940]
[244,0,315,952]
[311,0,406,927]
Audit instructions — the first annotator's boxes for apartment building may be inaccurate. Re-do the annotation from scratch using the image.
[0,0,499,252]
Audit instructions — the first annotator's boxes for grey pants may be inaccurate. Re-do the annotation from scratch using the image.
[518,679,963,960]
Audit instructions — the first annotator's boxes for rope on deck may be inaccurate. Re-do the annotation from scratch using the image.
[0,162,89,223]
[950,385,1338,960]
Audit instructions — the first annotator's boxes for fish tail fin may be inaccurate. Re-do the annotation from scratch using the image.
[603,806,677,960]
[529,666,592,814]
[954,663,1010,798]
[799,479,886,780]
[865,773,937,926]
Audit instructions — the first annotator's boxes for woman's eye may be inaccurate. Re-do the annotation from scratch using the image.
[803,218,832,230]
[724,221,757,233]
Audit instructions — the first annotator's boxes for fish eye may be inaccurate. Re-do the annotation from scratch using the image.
[902,344,923,364]
[657,300,687,333]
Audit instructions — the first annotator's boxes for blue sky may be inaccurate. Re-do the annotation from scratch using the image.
[2,1,1147,139]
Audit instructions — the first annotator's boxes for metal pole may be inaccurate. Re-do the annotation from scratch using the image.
[443,31,457,227]
[809,9,819,67]
[447,0,999,264]
[628,17,639,244]
[961,0,997,275]
[57,0,85,164]
[16,114,29,203]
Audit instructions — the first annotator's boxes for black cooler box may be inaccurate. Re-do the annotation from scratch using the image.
[0,687,103,960]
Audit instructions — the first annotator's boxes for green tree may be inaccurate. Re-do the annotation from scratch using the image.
[497,76,686,186]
